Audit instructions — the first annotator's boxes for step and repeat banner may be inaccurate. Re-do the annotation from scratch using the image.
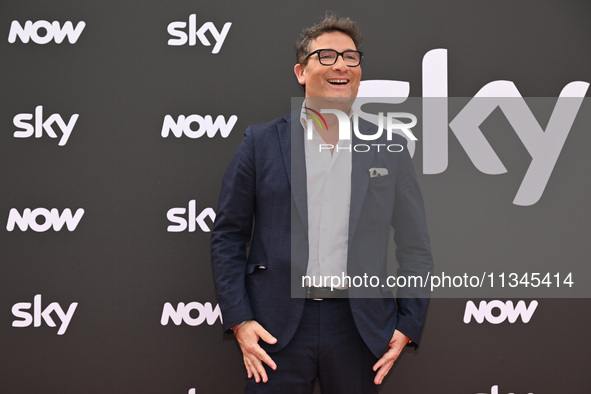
[1,1,590,393]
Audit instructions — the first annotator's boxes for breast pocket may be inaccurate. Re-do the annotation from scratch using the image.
[365,172,396,223]
[368,173,391,187]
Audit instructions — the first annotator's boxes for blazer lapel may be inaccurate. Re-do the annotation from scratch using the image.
[278,113,308,234]
[279,113,376,247]
[348,120,377,242]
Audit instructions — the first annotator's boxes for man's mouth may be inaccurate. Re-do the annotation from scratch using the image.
[327,78,349,85]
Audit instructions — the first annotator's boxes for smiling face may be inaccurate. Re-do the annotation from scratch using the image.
[294,31,362,104]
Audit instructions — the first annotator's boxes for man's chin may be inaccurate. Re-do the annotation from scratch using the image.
[307,95,356,110]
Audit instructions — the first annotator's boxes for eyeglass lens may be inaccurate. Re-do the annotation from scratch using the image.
[318,50,360,65]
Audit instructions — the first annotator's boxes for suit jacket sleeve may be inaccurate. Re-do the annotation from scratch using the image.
[210,126,257,332]
[391,138,433,346]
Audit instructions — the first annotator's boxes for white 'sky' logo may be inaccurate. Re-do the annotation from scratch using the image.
[13,106,78,146]
[12,294,78,335]
[359,48,589,206]
[477,385,533,394]
[463,300,538,324]
[167,200,215,232]
[167,14,231,54]
[161,114,237,138]
[8,20,85,44]
[6,207,85,232]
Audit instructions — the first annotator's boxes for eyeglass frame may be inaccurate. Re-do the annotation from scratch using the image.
[304,49,364,67]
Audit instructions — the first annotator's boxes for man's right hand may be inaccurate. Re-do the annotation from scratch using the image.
[234,320,277,383]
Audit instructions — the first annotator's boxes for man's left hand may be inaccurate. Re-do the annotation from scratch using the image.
[372,329,409,385]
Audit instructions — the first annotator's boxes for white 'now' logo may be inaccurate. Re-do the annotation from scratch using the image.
[463,300,538,324]
[8,20,85,44]
[167,14,231,54]
[12,294,78,335]
[161,302,223,326]
[6,208,85,232]
[161,114,237,138]
[13,106,78,146]
[167,201,215,232]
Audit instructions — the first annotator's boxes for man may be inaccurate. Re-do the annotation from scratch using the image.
[211,14,433,394]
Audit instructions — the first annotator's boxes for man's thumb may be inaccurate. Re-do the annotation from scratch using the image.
[257,327,277,344]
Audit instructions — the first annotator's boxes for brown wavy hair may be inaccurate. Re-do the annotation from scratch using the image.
[295,13,362,65]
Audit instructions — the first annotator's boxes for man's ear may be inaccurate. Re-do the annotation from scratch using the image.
[294,63,306,85]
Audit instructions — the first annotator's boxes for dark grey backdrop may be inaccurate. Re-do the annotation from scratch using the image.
[1,0,590,393]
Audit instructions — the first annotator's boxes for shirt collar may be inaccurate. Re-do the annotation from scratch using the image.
[299,100,354,132]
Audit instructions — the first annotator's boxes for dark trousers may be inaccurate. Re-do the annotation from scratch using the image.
[245,299,379,394]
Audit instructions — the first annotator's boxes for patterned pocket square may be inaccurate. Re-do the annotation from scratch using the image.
[369,168,388,177]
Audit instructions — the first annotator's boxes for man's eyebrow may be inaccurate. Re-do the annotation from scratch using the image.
[316,48,359,51]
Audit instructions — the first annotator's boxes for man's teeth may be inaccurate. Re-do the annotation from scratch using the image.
[328,79,348,85]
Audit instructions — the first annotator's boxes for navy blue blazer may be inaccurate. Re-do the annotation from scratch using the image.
[211,112,433,358]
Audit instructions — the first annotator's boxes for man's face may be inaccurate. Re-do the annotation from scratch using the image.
[294,31,362,100]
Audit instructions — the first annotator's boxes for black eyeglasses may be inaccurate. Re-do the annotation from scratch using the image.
[304,49,363,67]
